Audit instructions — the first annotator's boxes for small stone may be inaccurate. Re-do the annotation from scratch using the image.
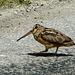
[35,3,39,6]
[10,63,17,68]
[14,10,18,14]
[41,4,44,6]
[34,8,37,11]
[0,14,2,16]
[59,0,62,2]
[41,21,43,23]
[22,13,24,15]
[27,15,29,17]
[6,26,10,28]
[26,8,31,12]
[19,23,20,25]
[0,26,2,27]
[48,12,50,14]
[34,17,37,19]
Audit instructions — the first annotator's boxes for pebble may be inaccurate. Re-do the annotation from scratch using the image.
[41,4,44,6]
[59,0,62,2]
[0,14,2,16]
[14,10,18,14]
[41,21,43,23]
[34,17,37,19]
[34,8,37,11]
[26,8,31,12]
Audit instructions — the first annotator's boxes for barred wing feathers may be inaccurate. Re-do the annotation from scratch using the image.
[41,28,72,44]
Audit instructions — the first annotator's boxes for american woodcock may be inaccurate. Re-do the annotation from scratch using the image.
[17,24,75,55]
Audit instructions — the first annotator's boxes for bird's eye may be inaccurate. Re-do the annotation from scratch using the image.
[35,26,38,28]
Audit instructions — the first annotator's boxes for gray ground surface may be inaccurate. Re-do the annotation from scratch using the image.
[0,0,75,75]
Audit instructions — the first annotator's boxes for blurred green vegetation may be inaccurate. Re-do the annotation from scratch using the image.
[0,0,32,8]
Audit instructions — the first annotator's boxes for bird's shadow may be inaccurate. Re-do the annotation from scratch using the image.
[26,53,74,57]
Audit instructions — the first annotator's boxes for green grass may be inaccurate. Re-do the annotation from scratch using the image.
[0,0,32,8]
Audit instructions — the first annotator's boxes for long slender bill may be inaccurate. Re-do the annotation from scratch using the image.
[17,30,33,41]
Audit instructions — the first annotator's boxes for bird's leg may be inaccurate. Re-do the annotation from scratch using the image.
[55,47,59,55]
[30,48,48,54]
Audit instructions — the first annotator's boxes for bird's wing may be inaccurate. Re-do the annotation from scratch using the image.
[41,28,72,44]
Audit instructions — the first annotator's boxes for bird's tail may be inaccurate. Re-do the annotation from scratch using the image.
[64,41,75,46]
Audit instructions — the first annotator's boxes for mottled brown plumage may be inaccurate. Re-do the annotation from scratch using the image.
[17,24,75,55]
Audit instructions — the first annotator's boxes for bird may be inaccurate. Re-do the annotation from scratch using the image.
[17,24,75,55]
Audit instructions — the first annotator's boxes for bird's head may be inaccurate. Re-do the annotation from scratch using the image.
[32,24,44,34]
[17,24,44,41]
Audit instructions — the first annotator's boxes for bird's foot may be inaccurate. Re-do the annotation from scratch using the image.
[29,49,41,54]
